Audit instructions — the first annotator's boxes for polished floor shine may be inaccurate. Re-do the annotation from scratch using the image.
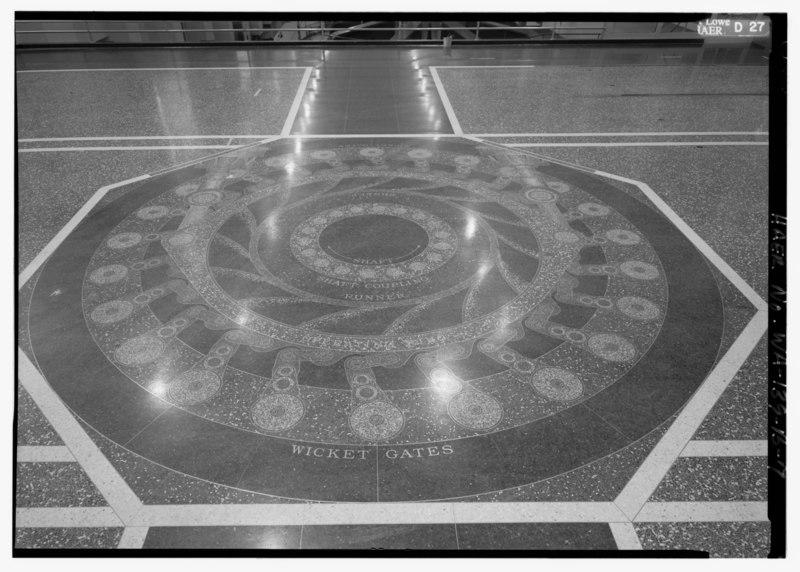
[16,44,770,553]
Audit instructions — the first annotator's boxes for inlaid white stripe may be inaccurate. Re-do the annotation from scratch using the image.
[17,66,305,73]
[129,504,309,527]
[681,440,768,457]
[506,141,768,147]
[117,526,149,549]
[129,502,633,526]
[452,502,629,523]
[634,502,768,522]
[474,132,769,137]
[464,135,597,173]
[614,311,768,519]
[16,507,123,528]
[19,135,276,142]
[284,133,461,138]
[147,137,281,177]
[609,522,643,550]
[19,146,239,152]
[282,67,314,137]
[18,351,144,522]
[18,133,461,143]
[594,173,767,311]
[434,65,541,68]
[429,67,463,136]
[17,446,74,463]
[305,503,454,525]
[18,174,150,288]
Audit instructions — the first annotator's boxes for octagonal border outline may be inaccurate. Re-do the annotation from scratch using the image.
[16,134,769,549]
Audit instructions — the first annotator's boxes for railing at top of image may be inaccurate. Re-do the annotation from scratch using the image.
[15,21,705,45]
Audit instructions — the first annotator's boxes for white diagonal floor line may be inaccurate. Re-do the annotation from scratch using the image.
[429,67,463,136]
[18,174,150,288]
[117,526,150,549]
[18,350,143,523]
[468,137,768,313]
[609,522,643,550]
[614,311,767,519]
[282,67,313,136]
[586,173,767,312]
[14,133,769,548]
[463,135,598,173]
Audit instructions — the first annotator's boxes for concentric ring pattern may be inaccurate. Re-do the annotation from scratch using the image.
[29,138,724,501]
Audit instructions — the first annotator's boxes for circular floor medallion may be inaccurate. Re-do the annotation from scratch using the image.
[525,189,558,203]
[27,137,724,503]
[349,401,405,441]
[587,333,637,362]
[252,393,305,432]
[107,232,142,249]
[617,296,661,321]
[531,367,584,401]
[578,202,610,216]
[448,391,503,430]
[168,370,222,404]
[620,260,660,280]
[136,205,170,220]
[89,265,129,285]
[114,336,165,366]
[90,300,133,324]
[606,229,642,245]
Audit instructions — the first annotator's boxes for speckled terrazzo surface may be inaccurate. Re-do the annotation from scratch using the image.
[16,386,63,446]
[15,527,123,549]
[16,68,305,138]
[651,456,767,501]
[15,43,774,553]
[519,146,769,298]
[16,462,107,507]
[18,149,226,272]
[635,522,770,557]
[438,65,768,133]
[77,418,298,505]
[24,136,728,503]
[695,335,767,440]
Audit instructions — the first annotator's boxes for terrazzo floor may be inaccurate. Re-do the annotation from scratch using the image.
[14,42,775,555]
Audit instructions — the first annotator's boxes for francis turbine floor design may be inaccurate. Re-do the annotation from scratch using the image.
[28,137,724,502]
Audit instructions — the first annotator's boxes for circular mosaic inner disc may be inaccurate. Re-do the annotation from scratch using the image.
[349,401,405,441]
[447,391,503,430]
[617,296,661,321]
[89,264,129,285]
[251,394,305,432]
[90,300,133,324]
[587,334,637,362]
[320,214,429,265]
[114,336,164,366]
[168,370,221,404]
[531,367,584,401]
